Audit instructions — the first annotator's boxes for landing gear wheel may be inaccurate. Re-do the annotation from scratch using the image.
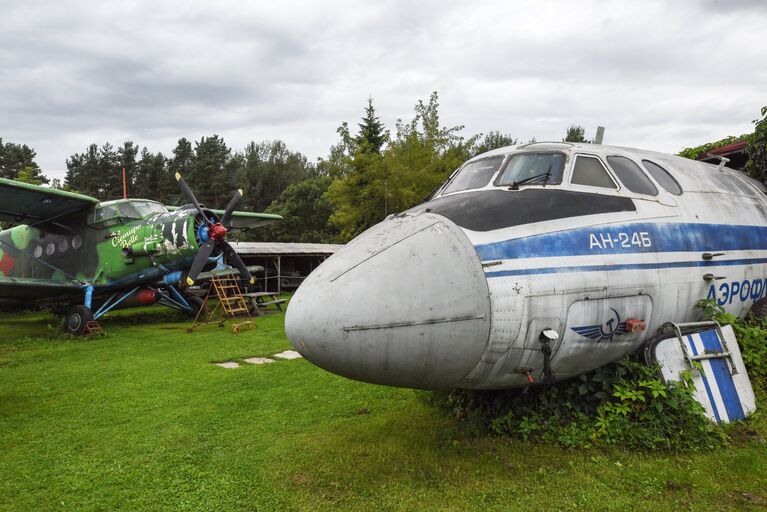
[750,297,767,322]
[186,295,205,317]
[65,305,94,335]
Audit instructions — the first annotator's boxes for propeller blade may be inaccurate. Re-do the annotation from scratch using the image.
[175,172,210,224]
[221,189,243,229]
[186,239,216,285]
[222,241,254,285]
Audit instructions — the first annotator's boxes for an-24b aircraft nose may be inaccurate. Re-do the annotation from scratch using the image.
[285,211,492,389]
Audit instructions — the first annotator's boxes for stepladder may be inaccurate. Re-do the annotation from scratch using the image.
[188,272,254,334]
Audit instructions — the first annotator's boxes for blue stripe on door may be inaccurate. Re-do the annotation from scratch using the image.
[699,330,745,421]
[687,334,721,423]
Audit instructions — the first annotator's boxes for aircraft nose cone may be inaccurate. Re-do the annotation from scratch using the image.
[285,211,491,389]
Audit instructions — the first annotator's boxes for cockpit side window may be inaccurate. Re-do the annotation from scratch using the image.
[606,156,658,196]
[641,160,682,195]
[441,156,505,195]
[494,152,565,187]
[570,155,617,189]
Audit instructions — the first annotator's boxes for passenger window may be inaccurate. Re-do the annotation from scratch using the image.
[607,156,658,196]
[571,155,616,189]
[642,160,682,195]
[442,156,505,195]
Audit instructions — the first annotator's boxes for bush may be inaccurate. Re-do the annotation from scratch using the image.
[430,357,724,451]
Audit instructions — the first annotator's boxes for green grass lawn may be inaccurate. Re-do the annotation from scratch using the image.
[1,305,766,511]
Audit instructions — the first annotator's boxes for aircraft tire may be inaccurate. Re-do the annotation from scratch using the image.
[65,305,93,335]
[186,295,205,317]
[750,297,767,321]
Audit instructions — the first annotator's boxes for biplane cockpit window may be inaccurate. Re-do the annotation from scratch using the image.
[90,200,167,227]
[92,205,118,223]
[120,200,167,218]
[442,156,505,195]
[494,152,565,187]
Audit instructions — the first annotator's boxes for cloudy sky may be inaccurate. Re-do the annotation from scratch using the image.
[1,0,765,181]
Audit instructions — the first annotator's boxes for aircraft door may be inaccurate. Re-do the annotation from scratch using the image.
[554,294,653,378]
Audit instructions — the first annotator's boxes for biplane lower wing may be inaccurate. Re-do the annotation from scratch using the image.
[0,277,83,304]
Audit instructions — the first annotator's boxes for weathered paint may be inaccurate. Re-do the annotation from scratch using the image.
[286,142,767,390]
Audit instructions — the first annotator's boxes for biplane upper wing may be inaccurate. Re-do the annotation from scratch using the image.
[0,178,99,226]
[209,210,282,229]
[166,206,282,229]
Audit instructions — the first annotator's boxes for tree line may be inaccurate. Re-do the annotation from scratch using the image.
[8,93,762,244]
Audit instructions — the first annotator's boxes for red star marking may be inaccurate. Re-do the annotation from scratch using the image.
[0,252,15,275]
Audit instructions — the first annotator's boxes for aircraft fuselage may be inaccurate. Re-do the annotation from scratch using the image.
[286,142,767,389]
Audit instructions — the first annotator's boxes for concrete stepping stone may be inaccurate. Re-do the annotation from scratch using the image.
[214,362,240,369]
[244,357,275,365]
[273,350,302,360]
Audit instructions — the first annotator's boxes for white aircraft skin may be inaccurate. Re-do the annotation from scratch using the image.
[285,142,767,390]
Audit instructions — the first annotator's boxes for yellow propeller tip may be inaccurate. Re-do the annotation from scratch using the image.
[175,172,181,181]
[186,277,195,286]
[238,188,243,196]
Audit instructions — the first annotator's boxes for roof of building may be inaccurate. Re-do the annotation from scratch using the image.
[231,242,344,256]
[698,140,748,159]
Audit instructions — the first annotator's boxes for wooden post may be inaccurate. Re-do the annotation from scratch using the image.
[277,256,282,294]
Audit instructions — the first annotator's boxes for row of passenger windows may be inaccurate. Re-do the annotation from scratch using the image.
[572,155,682,196]
[442,152,683,196]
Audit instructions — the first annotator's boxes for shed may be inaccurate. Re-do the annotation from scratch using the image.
[231,242,343,293]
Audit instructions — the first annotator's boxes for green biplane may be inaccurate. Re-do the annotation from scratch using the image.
[0,174,281,334]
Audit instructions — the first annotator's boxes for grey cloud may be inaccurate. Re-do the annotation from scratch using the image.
[0,0,765,181]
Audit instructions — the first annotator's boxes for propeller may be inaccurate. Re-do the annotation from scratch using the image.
[175,173,251,287]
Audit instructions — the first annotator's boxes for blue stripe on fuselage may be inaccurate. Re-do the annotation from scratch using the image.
[475,222,767,261]
[485,257,767,278]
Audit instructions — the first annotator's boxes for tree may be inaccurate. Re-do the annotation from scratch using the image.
[261,175,338,243]
[237,140,313,213]
[117,141,139,198]
[16,166,48,185]
[355,97,388,154]
[133,148,168,201]
[746,106,767,183]
[65,144,102,197]
[167,138,195,205]
[191,135,231,208]
[327,92,475,241]
[472,131,518,156]
[0,139,47,183]
[564,125,587,143]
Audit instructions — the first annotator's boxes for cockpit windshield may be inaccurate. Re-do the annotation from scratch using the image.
[441,156,505,195]
[495,152,565,188]
[125,200,167,218]
[89,200,168,227]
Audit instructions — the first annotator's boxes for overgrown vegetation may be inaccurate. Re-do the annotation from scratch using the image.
[432,300,767,451]
[746,106,767,184]
[430,357,724,451]
[677,134,750,160]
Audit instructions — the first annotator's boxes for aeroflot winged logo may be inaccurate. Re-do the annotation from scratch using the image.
[571,308,627,342]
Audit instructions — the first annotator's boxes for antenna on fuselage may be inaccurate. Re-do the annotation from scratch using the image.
[706,154,731,172]
[594,126,605,144]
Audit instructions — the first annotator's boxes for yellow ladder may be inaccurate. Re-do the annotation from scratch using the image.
[188,273,254,334]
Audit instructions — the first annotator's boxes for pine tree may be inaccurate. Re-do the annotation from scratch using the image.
[0,138,47,183]
[355,97,388,154]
